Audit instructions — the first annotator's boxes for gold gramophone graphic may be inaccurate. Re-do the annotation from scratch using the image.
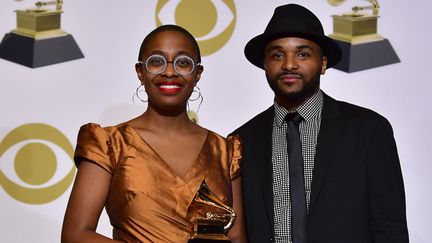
[188,180,236,242]
[0,0,84,68]
[328,0,399,72]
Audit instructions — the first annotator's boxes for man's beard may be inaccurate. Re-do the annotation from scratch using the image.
[266,70,321,101]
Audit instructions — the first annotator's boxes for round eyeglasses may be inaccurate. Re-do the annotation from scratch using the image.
[139,54,199,76]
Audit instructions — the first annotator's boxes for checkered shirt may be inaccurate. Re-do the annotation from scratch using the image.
[271,90,323,242]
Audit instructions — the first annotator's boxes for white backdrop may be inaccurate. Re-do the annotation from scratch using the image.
[0,0,431,242]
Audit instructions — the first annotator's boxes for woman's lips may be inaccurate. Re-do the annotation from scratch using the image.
[157,82,183,93]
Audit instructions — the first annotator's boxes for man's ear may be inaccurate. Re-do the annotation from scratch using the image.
[194,64,204,84]
[321,56,328,74]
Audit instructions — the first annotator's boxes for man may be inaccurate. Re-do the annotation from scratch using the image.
[230,4,408,243]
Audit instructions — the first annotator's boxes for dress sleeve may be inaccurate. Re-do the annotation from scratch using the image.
[227,134,242,180]
[74,123,115,174]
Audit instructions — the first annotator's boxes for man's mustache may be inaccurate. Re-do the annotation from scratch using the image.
[277,71,304,80]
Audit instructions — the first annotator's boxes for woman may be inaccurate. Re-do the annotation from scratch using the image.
[61,25,246,242]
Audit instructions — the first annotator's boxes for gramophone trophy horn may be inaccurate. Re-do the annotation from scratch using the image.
[188,180,236,242]
[327,0,399,72]
[35,0,63,11]
[0,0,84,68]
[352,0,379,16]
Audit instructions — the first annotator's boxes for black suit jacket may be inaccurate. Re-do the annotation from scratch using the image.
[230,92,408,243]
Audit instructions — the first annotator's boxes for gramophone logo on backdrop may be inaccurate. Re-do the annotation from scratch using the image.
[328,0,400,72]
[155,0,236,56]
[0,123,76,204]
[0,0,84,68]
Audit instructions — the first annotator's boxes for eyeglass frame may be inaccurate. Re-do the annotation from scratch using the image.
[138,54,201,76]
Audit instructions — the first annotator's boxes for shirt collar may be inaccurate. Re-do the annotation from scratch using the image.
[274,90,323,127]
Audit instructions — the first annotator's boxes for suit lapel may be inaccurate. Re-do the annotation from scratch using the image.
[252,107,275,228]
[309,93,345,210]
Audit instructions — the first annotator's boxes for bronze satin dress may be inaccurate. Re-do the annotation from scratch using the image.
[74,123,241,242]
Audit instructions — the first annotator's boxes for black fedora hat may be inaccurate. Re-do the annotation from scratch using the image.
[244,4,342,69]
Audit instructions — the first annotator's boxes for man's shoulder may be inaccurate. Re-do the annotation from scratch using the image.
[230,106,274,135]
[324,94,390,125]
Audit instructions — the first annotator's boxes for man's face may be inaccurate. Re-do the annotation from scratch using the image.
[263,37,327,108]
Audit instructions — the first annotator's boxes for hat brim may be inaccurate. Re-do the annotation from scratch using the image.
[244,32,342,69]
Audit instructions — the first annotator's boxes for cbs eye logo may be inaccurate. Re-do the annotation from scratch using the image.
[0,123,76,204]
[156,0,236,56]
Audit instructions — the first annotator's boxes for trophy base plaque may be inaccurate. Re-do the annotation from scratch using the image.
[188,220,231,243]
[0,32,84,68]
[333,38,400,73]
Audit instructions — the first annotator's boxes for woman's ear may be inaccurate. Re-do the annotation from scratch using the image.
[195,64,204,83]
[135,63,144,81]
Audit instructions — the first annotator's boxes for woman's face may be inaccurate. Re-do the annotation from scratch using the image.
[135,30,203,113]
